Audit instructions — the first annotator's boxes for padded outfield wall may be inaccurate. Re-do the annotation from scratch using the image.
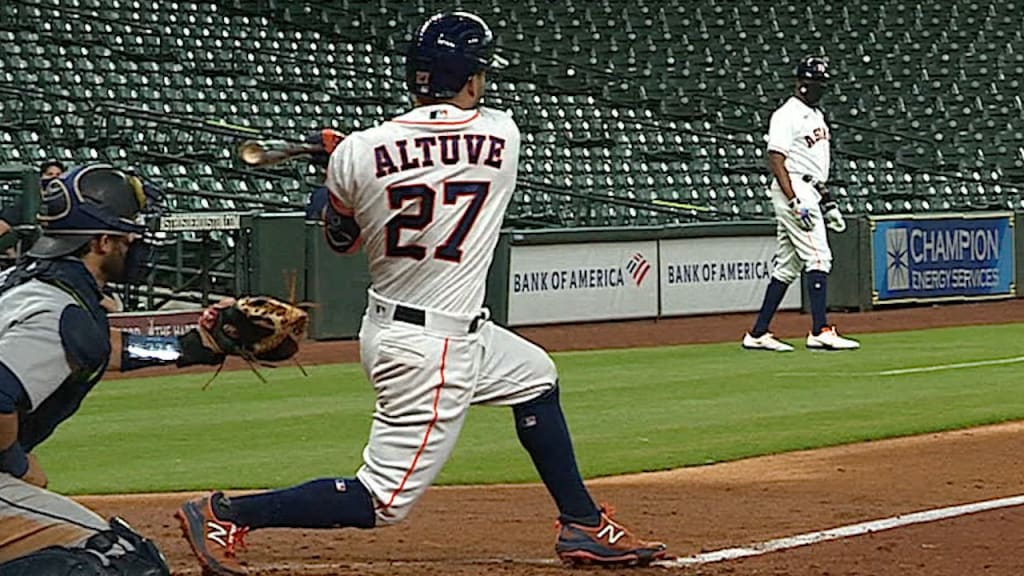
[285,213,1019,339]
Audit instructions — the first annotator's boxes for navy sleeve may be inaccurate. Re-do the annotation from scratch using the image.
[0,361,27,414]
[59,305,110,372]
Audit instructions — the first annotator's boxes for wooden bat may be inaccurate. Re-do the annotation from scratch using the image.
[237,139,324,167]
[651,198,713,212]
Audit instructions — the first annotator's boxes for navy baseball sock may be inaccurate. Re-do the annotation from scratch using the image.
[751,278,790,337]
[216,478,376,530]
[513,385,601,527]
[808,271,829,335]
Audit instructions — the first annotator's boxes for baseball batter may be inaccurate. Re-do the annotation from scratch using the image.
[742,56,860,352]
[0,164,241,576]
[177,12,666,575]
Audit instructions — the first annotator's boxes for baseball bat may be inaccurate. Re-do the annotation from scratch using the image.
[651,198,713,212]
[237,139,324,167]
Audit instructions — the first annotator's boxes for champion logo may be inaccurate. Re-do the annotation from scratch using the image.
[206,521,229,547]
[597,524,626,545]
[885,228,910,291]
[625,253,651,286]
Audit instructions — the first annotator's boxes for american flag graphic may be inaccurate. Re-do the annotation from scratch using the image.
[625,253,651,286]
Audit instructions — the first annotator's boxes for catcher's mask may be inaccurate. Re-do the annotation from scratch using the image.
[28,163,157,283]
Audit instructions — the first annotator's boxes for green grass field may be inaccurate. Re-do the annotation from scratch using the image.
[38,323,1024,495]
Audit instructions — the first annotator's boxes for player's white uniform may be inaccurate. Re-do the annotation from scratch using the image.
[766,96,833,283]
[326,104,556,525]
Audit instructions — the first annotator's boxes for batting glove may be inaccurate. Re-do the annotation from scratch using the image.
[788,197,814,231]
[822,201,846,233]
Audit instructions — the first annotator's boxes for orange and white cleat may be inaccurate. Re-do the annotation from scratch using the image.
[176,492,250,576]
[555,505,668,567]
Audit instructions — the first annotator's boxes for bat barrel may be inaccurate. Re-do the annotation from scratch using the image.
[237,139,320,167]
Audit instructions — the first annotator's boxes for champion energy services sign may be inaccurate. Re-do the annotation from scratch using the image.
[507,241,658,325]
[871,213,1015,303]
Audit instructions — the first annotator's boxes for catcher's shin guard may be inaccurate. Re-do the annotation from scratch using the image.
[0,546,108,576]
[0,517,170,576]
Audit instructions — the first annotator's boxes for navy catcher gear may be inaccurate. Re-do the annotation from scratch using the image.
[28,163,148,259]
[405,11,508,99]
[794,56,830,82]
[0,517,170,576]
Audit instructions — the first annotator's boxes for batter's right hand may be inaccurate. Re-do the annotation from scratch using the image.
[788,197,814,231]
[22,453,48,488]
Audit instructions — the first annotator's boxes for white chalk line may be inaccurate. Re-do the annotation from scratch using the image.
[877,355,1024,375]
[173,494,1024,574]
[654,493,1024,568]
[774,354,1024,379]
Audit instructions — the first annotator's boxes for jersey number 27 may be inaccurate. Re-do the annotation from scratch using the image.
[386,181,489,263]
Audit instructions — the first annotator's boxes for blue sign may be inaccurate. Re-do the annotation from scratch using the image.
[872,214,1015,302]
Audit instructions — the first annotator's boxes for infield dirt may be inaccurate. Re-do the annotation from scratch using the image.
[88,299,1024,575]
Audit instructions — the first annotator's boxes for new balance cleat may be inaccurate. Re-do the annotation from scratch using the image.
[176,492,250,576]
[555,505,668,566]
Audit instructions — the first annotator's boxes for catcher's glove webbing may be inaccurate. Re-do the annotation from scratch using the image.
[196,296,310,387]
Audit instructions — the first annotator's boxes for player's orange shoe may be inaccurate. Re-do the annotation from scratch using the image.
[554,504,668,566]
[176,492,250,575]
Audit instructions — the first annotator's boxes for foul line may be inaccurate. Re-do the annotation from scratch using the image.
[175,495,1024,574]
[877,355,1024,376]
[655,494,1024,568]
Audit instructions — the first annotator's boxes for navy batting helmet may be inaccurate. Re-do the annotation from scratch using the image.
[794,56,830,82]
[405,11,508,100]
[28,163,148,258]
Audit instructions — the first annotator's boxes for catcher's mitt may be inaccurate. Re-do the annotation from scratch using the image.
[172,297,308,387]
[199,296,309,363]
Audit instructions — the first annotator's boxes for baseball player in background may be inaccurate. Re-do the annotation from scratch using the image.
[742,56,860,352]
[0,164,234,576]
[176,12,667,575]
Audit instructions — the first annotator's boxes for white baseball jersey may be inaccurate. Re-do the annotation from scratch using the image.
[325,103,555,526]
[767,96,831,189]
[766,96,833,282]
[326,104,520,316]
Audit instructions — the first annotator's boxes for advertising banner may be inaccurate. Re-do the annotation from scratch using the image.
[871,213,1015,303]
[507,241,659,325]
[108,309,201,336]
[660,236,801,315]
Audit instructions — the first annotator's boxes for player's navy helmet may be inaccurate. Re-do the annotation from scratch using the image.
[794,56,830,82]
[405,11,508,99]
[28,163,148,258]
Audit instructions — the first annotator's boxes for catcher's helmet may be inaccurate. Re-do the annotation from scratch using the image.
[794,56,830,82]
[405,11,508,99]
[28,163,148,258]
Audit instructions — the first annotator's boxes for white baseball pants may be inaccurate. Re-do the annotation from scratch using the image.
[770,178,833,284]
[354,289,556,525]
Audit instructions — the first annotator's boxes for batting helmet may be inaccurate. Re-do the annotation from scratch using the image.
[794,56,830,82]
[28,163,148,258]
[405,11,508,100]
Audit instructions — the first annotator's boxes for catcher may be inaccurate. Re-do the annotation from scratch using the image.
[0,164,306,576]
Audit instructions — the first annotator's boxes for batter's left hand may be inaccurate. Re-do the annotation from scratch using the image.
[306,128,345,168]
